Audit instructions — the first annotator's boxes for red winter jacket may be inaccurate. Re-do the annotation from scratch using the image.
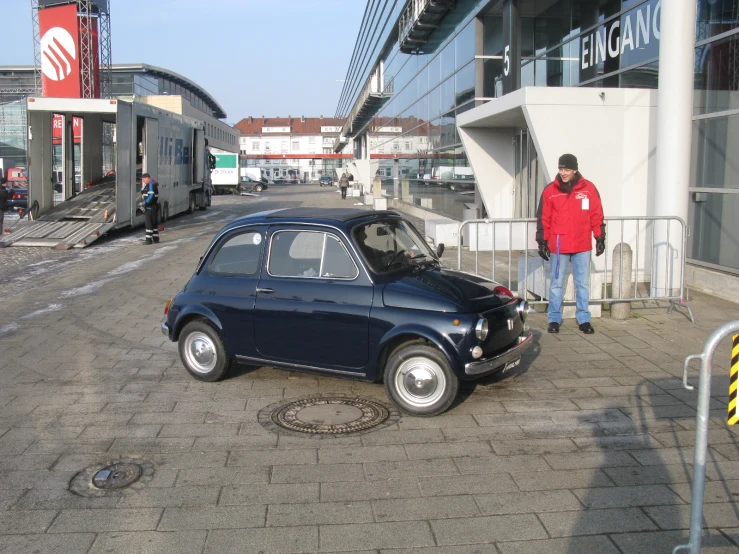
[536,174,605,254]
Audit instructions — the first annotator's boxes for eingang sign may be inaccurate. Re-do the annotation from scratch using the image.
[581,0,660,71]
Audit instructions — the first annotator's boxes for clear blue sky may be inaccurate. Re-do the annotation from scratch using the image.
[3,0,366,124]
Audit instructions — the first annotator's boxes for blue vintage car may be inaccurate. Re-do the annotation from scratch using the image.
[162,208,533,416]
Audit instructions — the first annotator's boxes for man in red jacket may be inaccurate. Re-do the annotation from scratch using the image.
[536,154,605,334]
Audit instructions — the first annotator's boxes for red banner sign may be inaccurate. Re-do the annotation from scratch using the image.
[38,4,81,98]
[52,114,82,145]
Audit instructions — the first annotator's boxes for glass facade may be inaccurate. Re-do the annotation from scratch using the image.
[0,100,28,169]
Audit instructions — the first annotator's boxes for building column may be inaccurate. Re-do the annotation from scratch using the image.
[653,0,697,296]
[392,158,400,199]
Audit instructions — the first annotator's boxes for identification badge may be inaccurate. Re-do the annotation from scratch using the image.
[582,198,590,210]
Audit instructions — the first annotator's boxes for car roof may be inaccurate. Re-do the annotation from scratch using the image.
[221,208,403,232]
[264,208,399,223]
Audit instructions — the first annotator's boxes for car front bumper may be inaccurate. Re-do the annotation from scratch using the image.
[464,332,533,376]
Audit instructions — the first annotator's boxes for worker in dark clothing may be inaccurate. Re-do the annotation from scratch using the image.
[0,178,8,233]
[141,173,159,244]
[339,173,350,200]
[536,154,605,334]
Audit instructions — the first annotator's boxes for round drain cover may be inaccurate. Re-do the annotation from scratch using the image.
[92,463,142,490]
[262,395,394,435]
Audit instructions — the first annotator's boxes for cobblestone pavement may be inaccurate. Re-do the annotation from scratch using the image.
[0,183,738,553]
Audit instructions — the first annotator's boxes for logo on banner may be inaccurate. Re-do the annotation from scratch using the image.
[40,27,77,81]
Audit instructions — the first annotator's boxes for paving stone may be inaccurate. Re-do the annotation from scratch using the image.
[364,459,459,480]
[441,424,526,442]
[88,530,207,554]
[475,489,582,515]
[117,486,220,508]
[267,501,373,527]
[610,529,739,554]
[158,423,241,438]
[108,437,195,453]
[48,508,162,533]
[320,521,435,551]
[359,428,445,446]
[321,480,421,502]
[0,509,58,534]
[318,445,406,464]
[602,464,694,486]
[0,469,77,490]
[373,495,480,521]
[11,487,120,510]
[175,466,270,487]
[220,483,320,506]
[543,451,639,470]
[513,468,613,491]
[496,536,621,554]
[193,435,279,450]
[454,454,550,474]
[431,514,548,545]
[492,438,579,455]
[205,526,318,554]
[159,505,266,530]
[0,533,97,554]
[271,463,364,484]
[573,484,684,509]
[501,400,579,413]
[417,473,518,497]
[538,507,659,537]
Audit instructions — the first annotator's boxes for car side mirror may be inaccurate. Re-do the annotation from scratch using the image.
[436,243,445,258]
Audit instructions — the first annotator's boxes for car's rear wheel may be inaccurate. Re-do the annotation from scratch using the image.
[178,321,231,382]
[255,184,263,192]
[384,344,458,417]
[186,194,195,214]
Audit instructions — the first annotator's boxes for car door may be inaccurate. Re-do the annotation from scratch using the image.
[254,226,373,371]
[201,225,266,358]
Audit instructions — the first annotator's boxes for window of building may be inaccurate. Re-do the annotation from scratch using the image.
[252,142,260,151]
[323,147,332,154]
[292,141,300,150]
[308,136,316,144]
[392,141,400,151]
[281,141,288,153]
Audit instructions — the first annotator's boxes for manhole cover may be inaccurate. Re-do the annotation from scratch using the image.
[261,395,394,436]
[92,463,143,490]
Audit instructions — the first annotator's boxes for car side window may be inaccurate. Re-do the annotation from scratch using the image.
[322,235,358,278]
[269,231,323,277]
[269,231,358,279]
[209,231,262,275]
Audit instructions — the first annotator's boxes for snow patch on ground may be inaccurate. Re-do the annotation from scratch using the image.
[21,304,63,320]
[0,322,20,337]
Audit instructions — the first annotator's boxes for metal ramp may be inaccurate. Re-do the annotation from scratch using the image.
[1,181,118,249]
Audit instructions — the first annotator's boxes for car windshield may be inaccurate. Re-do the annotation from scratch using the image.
[353,219,437,273]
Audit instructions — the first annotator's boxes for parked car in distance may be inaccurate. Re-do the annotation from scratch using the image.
[319,176,333,187]
[272,178,288,185]
[6,186,28,212]
[162,208,533,416]
[240,177,268,193]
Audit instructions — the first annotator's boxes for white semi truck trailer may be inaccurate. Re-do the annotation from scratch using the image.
[1,97,212,248]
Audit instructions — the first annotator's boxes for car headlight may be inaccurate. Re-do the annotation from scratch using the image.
[475,318,489,341]
[517,300,528,322]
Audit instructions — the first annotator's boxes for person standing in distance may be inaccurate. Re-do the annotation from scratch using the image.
[141,173,159,245]
[338,173,349,200]
[536,154,605,334]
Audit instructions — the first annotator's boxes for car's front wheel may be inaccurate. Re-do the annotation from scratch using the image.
[178,321,231,382]
[384,344,459,416]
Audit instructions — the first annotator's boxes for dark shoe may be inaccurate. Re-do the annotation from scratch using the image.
[141,238,152,245]
[579,322,595,334]
[548,322,560,333]
[153,238,160,243]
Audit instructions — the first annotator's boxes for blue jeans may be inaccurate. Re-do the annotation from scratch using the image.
[548,251,591,325]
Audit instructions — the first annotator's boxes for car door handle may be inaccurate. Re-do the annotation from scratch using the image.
[256,287,274,294]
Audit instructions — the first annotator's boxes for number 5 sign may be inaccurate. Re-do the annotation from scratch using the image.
[503,45,510,76]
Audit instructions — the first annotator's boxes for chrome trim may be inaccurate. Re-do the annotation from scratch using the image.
[235,355,366,378]
[475,318,488,341]
[161,322,170,336]
[465,332,533,376]
[517,299,528,322]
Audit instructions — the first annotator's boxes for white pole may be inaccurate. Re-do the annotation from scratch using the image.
[653,0,697,297]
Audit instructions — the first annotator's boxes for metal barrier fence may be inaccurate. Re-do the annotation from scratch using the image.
[673,320,739,553]
[456,216,694,322]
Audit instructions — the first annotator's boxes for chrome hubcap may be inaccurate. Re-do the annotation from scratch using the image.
[184,332,216,373]
[394,356,445,408]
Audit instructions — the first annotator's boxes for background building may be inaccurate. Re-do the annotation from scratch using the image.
[336,0,739,291]
[234,116,353,182]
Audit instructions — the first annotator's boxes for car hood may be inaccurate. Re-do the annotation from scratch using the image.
[382,268,505,313]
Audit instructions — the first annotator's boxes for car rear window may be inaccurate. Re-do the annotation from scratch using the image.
[209,231,262,275]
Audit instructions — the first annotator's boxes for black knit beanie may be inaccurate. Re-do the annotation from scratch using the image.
[558,153,578,170]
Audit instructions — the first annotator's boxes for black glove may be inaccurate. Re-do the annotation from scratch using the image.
[595,237,606,257]
[537,242,550,261]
